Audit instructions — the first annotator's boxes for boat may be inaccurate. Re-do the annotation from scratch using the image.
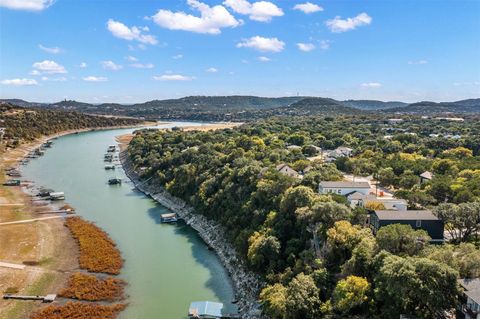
[108,178,122,185]
[49,192,65,201]
[3,180,21,186]
[161,213,178,223]
[107,145,117,152]
[104,164,115,170]
[37,189,53,197]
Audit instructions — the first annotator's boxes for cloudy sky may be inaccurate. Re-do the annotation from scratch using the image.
[0,0,479,103]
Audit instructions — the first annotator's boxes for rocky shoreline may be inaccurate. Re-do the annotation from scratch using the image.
[119,150,265,319]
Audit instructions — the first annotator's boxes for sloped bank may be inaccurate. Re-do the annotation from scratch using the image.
[120,150,265,319]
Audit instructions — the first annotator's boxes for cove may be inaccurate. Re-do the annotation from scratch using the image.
[21,123,236,319]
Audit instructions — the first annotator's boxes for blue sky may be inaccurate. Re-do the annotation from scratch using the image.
[0,0,479,103]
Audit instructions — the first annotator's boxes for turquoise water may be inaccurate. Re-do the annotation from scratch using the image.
[21,123,235,319]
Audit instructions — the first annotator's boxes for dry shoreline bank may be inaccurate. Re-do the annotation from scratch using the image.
[0,122,156,318]
[117,126,264,319]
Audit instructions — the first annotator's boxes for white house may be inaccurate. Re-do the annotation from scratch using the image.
[347,193,407,211]
[458,278,480,319]
[319,181,371,196]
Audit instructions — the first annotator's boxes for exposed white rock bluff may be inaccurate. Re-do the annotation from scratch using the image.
[120,150,265,319]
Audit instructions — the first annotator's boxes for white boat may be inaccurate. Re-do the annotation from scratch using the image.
[49,192,65,200]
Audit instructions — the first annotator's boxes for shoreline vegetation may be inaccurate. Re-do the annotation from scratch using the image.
[0,121,156,318]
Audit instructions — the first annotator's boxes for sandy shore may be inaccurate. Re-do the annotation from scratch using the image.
[0,122,157,319]
[117,123,264,319]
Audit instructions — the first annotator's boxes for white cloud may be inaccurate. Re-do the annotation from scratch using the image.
[1,78,38,86]
[101,60,123,71]
[0,0,53,11]
[326,12,372,33]
[319,40,330,50]
[38,44,61,54]
[257,56,270,62]
[361,82,382,88]
[297,42,315,52]
[32,60,67,74]
[223,0,283,22]
[153,74,194,81]
[151,0,241,35]
[206,67,218,73]
[293,2,323,14]
[126,56,138,62]
[41,76,67,82]
[79,62,87,68]
[83,76,108,82]
[408,60,428,65]
[236,36,285,52]
[172,54,183,59]
[107,19,158,45]
[130,63,154,69]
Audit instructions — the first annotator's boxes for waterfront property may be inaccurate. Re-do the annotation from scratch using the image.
[370,210,444,241]
[458,278,480,319]
[319,181,371,196]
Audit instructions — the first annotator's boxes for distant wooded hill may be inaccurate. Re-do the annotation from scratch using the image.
[1,96,479,121]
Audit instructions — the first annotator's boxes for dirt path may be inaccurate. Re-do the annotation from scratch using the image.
[0,216,64,226]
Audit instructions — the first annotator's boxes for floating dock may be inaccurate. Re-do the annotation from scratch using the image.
[3,294,56,303]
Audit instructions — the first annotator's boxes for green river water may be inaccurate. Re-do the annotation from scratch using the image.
[21,123,236,319]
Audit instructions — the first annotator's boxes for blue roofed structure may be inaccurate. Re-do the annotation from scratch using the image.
[188,301,224,319]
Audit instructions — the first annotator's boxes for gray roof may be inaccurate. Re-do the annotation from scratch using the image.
[374,210,440,221]
[320,181,370,189]
[458,279,480,304]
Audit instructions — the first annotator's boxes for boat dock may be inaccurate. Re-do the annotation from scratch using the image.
[161,213,178,223]
[3,294,56,303]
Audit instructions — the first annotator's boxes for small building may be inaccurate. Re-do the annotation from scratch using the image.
[323,147,353,163]
[161,213,178,223]
[188,301,224,319]
[347,193,407,211]
[370,210,444,241]
[276,164,300,179]
[388,118,404,124]
[458,278,480,319]
[419,171,433,183]
[319,181,371,196]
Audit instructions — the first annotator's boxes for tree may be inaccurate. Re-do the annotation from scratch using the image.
[425,243,480,278]
[376,224,430,256]
[333,275,370,314]
[260,283,287,319]
[377,167,396,187]
[285,273,322,319]
[433,202,480,242]
[374,254,459,319]
[247,232,281,271]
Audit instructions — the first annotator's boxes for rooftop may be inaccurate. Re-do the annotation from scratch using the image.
[458,278,480,304]
[188,301,224,318]
[320,181,370,189]
[374,210,440,221]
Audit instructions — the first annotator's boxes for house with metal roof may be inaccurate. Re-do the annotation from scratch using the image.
[319,181,371,196]
[419,171,433,183]
[188,301,224,319]
[370,210,444,241]
[276,164,300,179]
[458,278,480,319]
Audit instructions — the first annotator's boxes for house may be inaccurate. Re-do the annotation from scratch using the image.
[319,181,371,196]
[370,210,444,241]
[419,171,433,183]
[347,193,407,211]
[276,164,300,178]
[388,118,404,124]
[323,147,353,163]
[458,278,480,319]
[188,301,224,319]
